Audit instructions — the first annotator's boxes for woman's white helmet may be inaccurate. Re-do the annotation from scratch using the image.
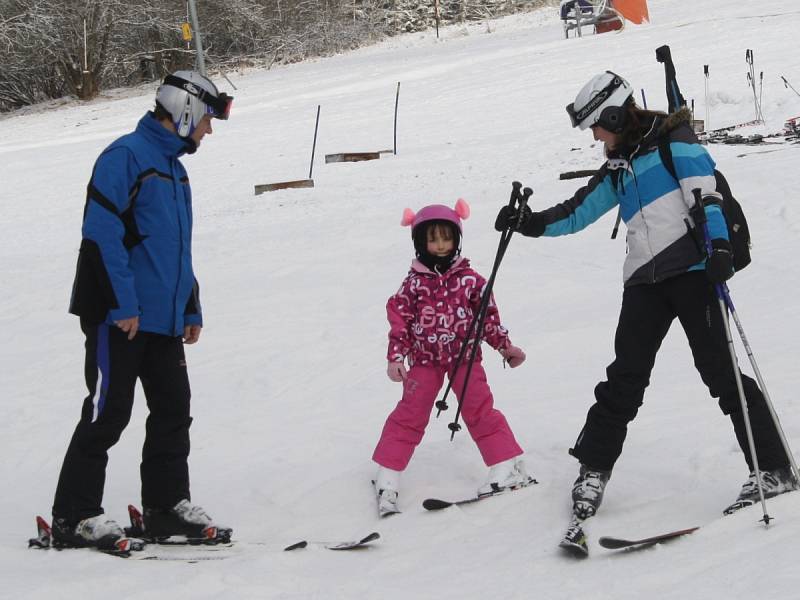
[155,70,232,138]
[566,71,633,133]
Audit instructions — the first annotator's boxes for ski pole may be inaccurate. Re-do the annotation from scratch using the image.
[656,45,686,113]
[446,185,532,440]
[746,50,762,123]
[717,282,800,486]
[437,183,532,439]
[692,189,771,525]
[704,65,710,131]
[781,75,800,98]
[435,182,523,417]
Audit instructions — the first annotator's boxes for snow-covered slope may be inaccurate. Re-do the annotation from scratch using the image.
[1,1,799,598]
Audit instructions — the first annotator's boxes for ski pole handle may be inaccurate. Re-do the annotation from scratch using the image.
[509,181,523,208]
[516,188,533,230]
[691,188,707,226]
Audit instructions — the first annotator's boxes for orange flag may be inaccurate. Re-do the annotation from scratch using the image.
[612,0,650,24]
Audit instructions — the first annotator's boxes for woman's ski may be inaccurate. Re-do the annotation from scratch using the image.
[598,526,699,550]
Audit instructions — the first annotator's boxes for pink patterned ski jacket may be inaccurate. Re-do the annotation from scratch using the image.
[387,257,511,368]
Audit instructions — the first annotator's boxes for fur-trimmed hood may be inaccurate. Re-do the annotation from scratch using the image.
[658,106,693,136]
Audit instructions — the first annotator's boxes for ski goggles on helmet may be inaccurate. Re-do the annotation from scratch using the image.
[163,74,233,120]
[566,73,626,130]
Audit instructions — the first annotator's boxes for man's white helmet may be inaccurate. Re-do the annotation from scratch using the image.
[155,70,232,138]
[566,71,634,133]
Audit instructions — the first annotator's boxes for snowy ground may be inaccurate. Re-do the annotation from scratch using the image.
[2,1,800,598]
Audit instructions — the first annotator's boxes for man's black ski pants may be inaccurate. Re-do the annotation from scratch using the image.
[53,320,192,523]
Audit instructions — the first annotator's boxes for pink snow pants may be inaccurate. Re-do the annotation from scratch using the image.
[372,362,523,471]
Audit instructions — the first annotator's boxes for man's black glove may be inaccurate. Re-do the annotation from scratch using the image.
[705,238,735,283]
[494,204,545,237]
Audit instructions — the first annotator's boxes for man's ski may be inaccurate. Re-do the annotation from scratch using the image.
[283,531,380,551]
[129,546,235,561]
[558,516,589,559]
[422,476,538,511]
[598,526,699,550]
[28,516,144,558]
[125,504,232,545]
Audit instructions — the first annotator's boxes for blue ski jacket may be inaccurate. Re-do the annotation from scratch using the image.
[537,108,728,287]
[69,113,202,336]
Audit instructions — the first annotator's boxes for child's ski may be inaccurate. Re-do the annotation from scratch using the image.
[422,476,538,511]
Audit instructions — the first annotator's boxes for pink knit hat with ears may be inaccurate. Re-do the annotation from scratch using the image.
[401,198,470,232]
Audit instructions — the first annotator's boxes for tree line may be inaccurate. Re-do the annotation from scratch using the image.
[0,0,552,112]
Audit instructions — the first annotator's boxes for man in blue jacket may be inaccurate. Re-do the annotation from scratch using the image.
[51,71,233,551]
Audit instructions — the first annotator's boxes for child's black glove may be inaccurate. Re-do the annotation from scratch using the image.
[705,238,735,283]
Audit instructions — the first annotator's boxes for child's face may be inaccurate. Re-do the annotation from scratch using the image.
[426,224,455,257]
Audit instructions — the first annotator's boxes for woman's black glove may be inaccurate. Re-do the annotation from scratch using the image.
[494,204,545,237]
[705,238,735,283]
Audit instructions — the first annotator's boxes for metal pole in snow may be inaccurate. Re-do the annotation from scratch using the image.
[309,105,321,180]
[187,0,206,76]
[394,82,400,155]
[704,65,710,130]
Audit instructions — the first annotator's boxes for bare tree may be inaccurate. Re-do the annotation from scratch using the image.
[0,0,556,112]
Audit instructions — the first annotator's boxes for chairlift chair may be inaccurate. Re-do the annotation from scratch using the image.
[560,0,624,38]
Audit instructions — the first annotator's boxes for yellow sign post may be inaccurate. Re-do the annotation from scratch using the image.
[181,23,192,41]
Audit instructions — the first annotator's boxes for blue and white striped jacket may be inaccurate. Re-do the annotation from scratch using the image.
[539,109,728,287]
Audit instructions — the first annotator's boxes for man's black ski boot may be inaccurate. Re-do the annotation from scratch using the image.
[140,499,232,544]
[51,514,144,554]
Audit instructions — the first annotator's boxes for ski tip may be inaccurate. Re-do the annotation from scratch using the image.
[283,540,308,551]
[327,532,380,551]
[29,516,52,549]
[597,537,632,550]
[360,532,380,544]
[422,498,454,511]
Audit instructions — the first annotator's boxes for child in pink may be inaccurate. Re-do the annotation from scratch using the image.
[372,199,531,515]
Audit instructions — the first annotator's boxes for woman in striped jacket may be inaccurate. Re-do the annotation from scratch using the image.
[496,71,795,520]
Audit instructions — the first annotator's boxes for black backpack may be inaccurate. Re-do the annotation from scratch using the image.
[658,141,752,271]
